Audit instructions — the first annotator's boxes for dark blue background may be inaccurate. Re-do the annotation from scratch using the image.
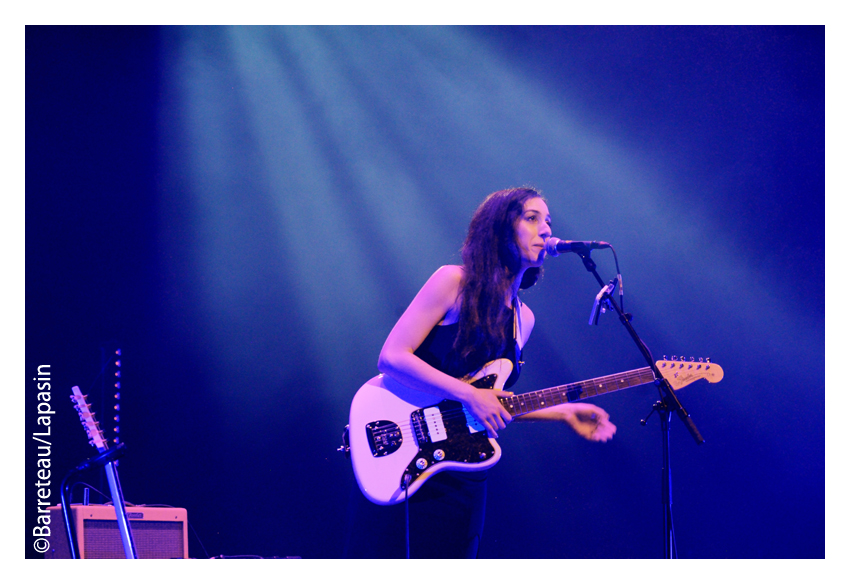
[26,25,824,559]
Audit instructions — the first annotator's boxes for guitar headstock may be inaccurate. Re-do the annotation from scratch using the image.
[70,386,109,453]
[656,357,724,390]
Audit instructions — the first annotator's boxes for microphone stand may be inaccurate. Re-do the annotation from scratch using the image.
[575,249,704,559]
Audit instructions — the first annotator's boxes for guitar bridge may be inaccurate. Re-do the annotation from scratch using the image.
[365,420,403,457]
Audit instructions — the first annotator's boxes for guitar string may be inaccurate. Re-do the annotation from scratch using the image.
[370,363,693,441]
[369,368,657,438]
[368,369,659,445]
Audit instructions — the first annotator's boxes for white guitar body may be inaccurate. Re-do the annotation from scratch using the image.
[349,360,513,505]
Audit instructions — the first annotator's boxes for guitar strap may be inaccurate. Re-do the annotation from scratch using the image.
[513,297,524,374]
[513,297,522,347]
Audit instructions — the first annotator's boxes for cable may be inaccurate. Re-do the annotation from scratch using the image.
[403,473,411,559]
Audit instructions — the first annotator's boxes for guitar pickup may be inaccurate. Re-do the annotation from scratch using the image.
[423,407,447,442]
[411,406,448,444]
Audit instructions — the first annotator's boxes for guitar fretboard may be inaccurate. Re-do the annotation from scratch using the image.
[500,367,657,416]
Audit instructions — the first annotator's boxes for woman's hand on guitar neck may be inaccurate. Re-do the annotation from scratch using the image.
[460,386,514,439]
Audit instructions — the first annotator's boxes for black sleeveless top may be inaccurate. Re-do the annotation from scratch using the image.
[413,303,524,389]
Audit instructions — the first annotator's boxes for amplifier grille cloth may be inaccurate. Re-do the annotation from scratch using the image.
[83,520,185,559]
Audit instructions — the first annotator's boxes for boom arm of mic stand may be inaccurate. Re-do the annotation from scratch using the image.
[576,250,704,445]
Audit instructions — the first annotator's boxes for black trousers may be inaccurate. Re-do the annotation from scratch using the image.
[344,470,488,559]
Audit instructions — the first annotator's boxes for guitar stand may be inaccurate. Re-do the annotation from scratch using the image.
[576,249,704,559]
[60,443,137,559]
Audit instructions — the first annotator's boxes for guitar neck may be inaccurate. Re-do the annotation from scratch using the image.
[500,366,656,416]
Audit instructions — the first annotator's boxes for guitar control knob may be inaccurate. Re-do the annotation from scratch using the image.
[416,458,428,470]
[433,449,446,462]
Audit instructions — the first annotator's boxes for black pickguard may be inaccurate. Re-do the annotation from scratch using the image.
[399,373,500,488]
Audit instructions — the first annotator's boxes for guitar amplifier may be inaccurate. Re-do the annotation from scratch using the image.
[44,505,189,559]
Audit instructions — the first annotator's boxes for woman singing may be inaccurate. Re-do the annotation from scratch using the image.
[349,186,616,558]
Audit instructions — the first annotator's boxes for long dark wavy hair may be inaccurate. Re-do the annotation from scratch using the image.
[448,187,544,376]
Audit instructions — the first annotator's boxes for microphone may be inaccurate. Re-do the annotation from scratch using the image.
[545,237,610,256]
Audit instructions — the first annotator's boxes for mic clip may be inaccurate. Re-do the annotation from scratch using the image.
[589,279,617,326]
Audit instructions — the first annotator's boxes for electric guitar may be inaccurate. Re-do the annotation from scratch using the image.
[347,357,723,505]
[70,386,138,558]
[71,386,110,453]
